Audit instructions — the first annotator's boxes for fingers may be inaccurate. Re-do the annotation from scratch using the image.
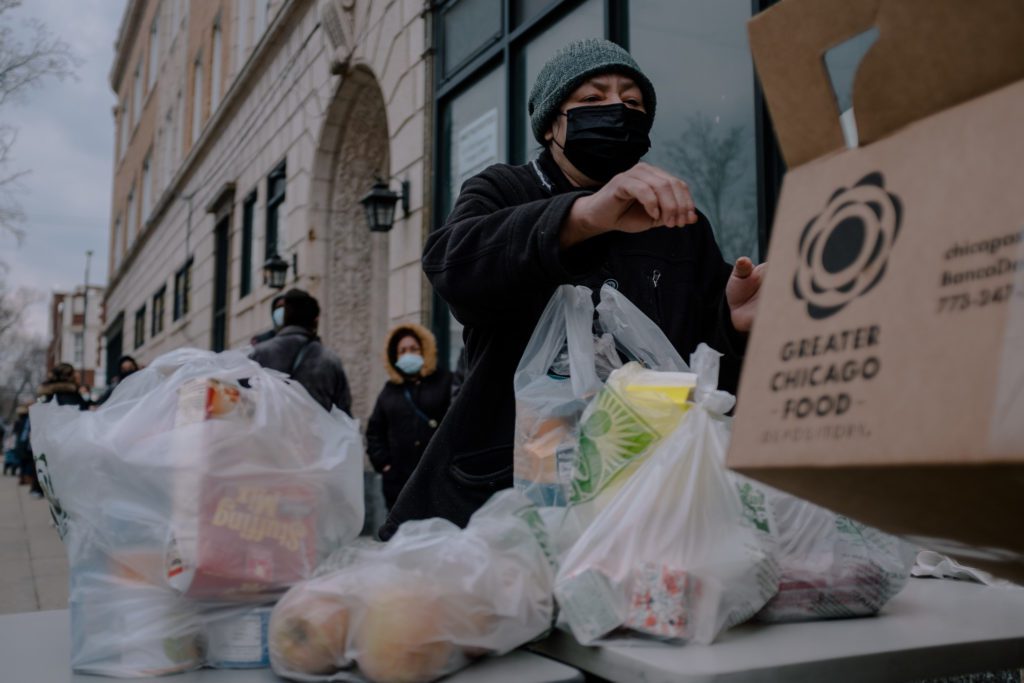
[625,163,697,227]
[733,257,755,278]
[615,176,662,224]
[645,165,698,226]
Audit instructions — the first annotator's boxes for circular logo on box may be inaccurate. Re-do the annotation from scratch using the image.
[793,172,902,319]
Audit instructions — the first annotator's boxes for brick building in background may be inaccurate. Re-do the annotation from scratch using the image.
[46,285,106,392]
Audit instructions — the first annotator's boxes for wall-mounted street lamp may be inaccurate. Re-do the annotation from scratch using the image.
[262,252,298,290]
[359,177,409,233]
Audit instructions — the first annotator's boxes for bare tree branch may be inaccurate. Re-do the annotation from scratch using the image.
[0,0,80,241]
[664,113,759,261]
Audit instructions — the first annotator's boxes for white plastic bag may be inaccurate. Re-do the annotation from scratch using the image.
[513,285,603,507]
[513,285,689,507]
[30,348,364,676]
[268,490,556,683]
[554,345,778,645]
[735,477,916,622]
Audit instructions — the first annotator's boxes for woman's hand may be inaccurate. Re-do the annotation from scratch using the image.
[726,257,766,333]
[561,163,698,248]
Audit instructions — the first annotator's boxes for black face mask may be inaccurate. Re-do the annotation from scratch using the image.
[556,103,651,183]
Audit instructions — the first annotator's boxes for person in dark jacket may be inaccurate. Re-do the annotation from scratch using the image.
[250,288,352,415]
[25,364,89,497]
[94,355,140,406]
[380,39,765,539]
[367,324,453,510]
[250,293,286,345]
[11,405,30,483]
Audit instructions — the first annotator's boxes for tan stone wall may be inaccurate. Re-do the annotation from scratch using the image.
[110,0,160,280]
[105,0,433,420]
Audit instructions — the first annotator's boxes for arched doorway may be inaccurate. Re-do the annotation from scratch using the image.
[313,67,390,422]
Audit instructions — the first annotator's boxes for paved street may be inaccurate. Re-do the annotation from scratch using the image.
[0,474,69,615]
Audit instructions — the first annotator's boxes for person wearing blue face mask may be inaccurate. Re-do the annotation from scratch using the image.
[366,325,452,511]
[250,288,352,415]
[251,293,286,346]
[381,38,766,540]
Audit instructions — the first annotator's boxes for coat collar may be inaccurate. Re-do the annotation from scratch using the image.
[532,148,579,196]
[277,325,316,340]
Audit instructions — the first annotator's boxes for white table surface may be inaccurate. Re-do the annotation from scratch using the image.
[0,609,583,683]
[531,579,1024,683]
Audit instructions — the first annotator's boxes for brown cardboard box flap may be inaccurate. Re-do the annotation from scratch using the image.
[750,0,1024,168]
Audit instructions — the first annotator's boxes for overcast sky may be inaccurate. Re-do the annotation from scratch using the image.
[0,0,125,338]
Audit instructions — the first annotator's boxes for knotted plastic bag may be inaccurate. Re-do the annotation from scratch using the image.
[554,344,778,645]
[268,490,556,683]
[734,476,917,623]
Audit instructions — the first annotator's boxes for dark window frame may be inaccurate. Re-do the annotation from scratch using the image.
[212,213,231,352]
[173,257,194,321]
[151,285,166,336]
[240,189,257,297]
[133,304,146,349]
[265,160,286,260]
[429,0,785,365]
[105,312,124,385]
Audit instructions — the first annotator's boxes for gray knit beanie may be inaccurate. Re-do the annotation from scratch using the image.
[528,38,657,145]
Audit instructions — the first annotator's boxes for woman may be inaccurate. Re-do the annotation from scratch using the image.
[21,364,89,498]
[366,324,452,510]
[379,39,765,539]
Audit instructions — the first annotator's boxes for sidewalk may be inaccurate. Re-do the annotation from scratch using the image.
[0,474,69,614]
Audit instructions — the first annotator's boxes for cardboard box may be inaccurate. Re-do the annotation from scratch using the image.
[727,0,1024,581]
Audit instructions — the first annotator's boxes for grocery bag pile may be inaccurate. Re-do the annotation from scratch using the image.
[516,285,917,645]
[30,349,364,676]
[30,286,919,682]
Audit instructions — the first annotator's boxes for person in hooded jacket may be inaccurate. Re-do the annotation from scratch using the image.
[23,364,89,497]
[366,324,453,510]
[380,39,765,539]
[38,363,90,410]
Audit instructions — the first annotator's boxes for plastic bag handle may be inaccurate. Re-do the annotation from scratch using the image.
[691,344,736,415]
[513,285,599,397]
[563,286,600,398]
[597,285,689,373]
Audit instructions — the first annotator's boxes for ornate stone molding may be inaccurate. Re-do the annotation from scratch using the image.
[318,0,362,75]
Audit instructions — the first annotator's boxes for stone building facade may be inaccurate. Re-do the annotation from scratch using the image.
[105,0,431,421]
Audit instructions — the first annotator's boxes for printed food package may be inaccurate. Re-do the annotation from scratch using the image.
[268,490,556,683]
[29,349,364,676]
[568,362,696,527]
[514,284,691,508]
[555,345,778,646]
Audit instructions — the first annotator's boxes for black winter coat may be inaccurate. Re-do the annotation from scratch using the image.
[367,369,453,508]
[380,150,747,539]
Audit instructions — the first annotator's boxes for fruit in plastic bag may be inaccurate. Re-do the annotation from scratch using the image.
[355,588,455,683]
[268,490,555,682]
[269,581,351,675]
[555,344,779,645]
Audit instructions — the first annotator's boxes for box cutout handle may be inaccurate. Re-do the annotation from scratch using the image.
[750,0,1024,168]
[824,27,879,149]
